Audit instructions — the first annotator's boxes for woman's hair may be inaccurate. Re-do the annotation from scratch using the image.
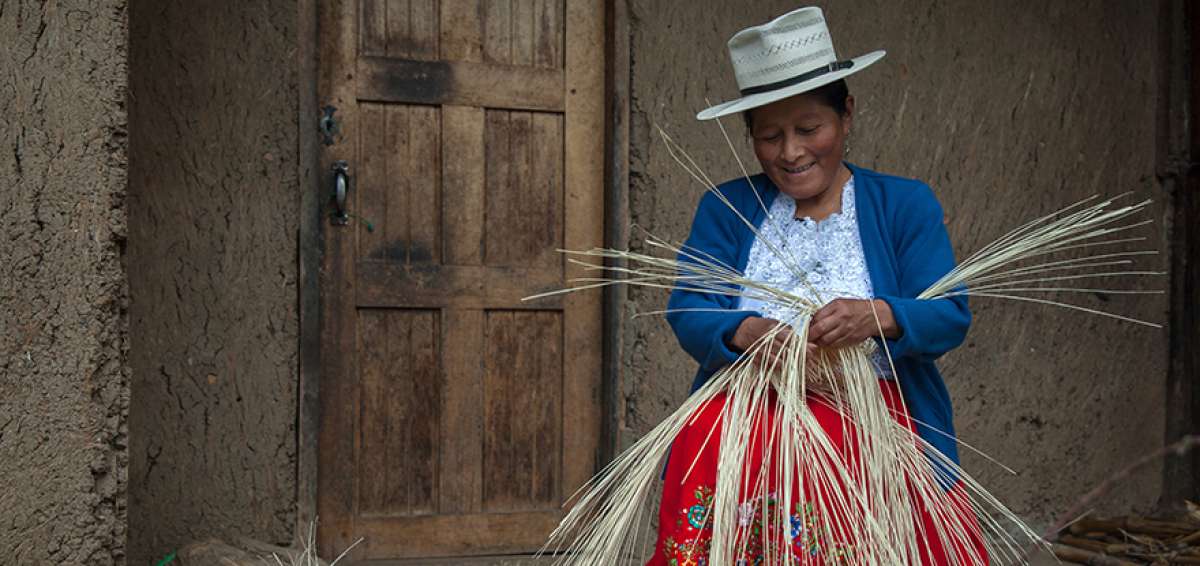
[742,79,850,131]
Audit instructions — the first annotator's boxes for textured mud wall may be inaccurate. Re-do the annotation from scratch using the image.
[0,1,130,564]
[127,1,299,563]
[624,0,1171,529]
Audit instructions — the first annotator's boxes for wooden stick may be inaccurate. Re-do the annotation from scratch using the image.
[1172,529,1200,545]
[1070,517,1194,539]
[1127,516,1196,534]
[1059,535,1111,553]
[1051,543,1140,566]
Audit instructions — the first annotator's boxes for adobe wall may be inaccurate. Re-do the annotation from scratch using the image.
[90,1,1181,562]
[623,0,1172,530]
[126,1,300,563]
[0,1,130,563]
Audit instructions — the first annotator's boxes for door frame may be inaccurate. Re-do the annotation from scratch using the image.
[1164,0,1200,502]
[293,0,631,553]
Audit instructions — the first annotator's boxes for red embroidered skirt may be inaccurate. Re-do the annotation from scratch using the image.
[647,380,988,566]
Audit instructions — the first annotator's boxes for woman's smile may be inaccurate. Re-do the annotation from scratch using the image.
[781,162,816,176]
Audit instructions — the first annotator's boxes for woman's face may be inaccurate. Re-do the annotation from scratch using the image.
[749,93,854,202]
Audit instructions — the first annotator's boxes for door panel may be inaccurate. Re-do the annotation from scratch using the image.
[482,310,563,512]
[318,0,604,561]
[483,110,564,268]
[357,308,441,517]
[357,103,443,264]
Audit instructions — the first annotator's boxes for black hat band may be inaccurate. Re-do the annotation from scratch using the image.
[739,59,855,96]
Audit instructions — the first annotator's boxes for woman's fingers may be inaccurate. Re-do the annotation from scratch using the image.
[773,327,793,346]
[733,316,780,351]
[744,323,801,371]
[809,299,874,347]
[809,303,846,345]
[807,315,829,345]
[825,324,857,348]
[763,329,789,362]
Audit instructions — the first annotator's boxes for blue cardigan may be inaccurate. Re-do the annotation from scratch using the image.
[666,162,971,468]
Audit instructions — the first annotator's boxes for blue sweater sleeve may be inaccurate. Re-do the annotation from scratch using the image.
[666,191,759,373]
[874,185,971,360]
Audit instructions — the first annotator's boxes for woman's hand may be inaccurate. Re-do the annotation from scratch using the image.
[730,316,785,351]
[808,299,901,349]
[730,316,816,368]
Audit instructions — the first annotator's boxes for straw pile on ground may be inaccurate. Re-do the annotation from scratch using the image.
[1053,513,1200,565]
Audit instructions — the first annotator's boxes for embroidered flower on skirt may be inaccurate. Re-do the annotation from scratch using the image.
[660,485,853,565]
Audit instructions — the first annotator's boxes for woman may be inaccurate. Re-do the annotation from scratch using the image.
[651,7,984,565]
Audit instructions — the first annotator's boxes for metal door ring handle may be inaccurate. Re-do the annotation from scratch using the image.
[331,160,350,225]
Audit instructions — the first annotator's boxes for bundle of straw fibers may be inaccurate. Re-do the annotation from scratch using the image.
[524,127,1161,566]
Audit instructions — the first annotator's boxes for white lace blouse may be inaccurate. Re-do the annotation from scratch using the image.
[738,176,893,377]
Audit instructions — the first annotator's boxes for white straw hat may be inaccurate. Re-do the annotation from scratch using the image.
[697,7,885,121]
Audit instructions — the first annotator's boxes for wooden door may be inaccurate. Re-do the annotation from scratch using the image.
[316,1,605,561]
